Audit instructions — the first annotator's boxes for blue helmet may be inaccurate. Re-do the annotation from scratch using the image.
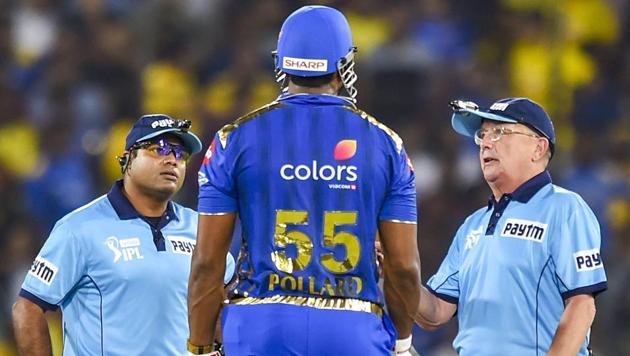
[274,5,358,100]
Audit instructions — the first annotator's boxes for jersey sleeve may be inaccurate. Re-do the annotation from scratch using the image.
[379,145,417,223]
[549,197,608,299]
[20,222,87,310]
[426,226,463,304]
[198,134,239,214]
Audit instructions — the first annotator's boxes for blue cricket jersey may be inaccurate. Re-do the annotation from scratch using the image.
[20,180,235,356]
[198,93,417,306]
[427,171,607,355]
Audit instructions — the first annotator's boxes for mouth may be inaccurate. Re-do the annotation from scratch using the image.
[483,157,499,165]
[160,171,179,182]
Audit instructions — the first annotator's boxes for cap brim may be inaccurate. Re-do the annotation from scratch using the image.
[451,109,518,137]
[137,128,203,154]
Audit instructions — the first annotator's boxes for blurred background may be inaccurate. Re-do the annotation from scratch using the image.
[0,0,628,355]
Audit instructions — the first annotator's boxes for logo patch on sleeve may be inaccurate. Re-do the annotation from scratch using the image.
[198,171,209,186]
[168,236,196,255]
[28,257,59,286]
[574,249,603,272]
[500,218,547,242]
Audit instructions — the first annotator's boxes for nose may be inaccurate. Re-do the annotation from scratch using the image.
[162,151,179,165]
[479,135,494,152]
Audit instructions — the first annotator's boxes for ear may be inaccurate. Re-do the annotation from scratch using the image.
[330,73,343,92]
[126,155,133,173]
[124,151,135,175]
[532,137,549,161]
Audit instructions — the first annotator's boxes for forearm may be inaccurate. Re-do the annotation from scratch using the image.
[384,273,417,338]
[188,257,226,345]
[379,221,422,339]
[548,295,596,356]
[12,297,53,356]
[189,213,235,346]
[414,286,455,330]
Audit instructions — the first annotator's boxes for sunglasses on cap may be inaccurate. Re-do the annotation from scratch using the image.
[132,138,191,161]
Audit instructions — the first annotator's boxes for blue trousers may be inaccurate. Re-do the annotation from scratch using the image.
[221,303,396,356]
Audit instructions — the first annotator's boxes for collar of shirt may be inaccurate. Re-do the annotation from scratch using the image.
[277,93,356,108]
[487,170,552,210]
[107,179,179,227]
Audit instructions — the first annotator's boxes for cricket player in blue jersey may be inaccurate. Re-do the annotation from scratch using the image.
[414,98,608,355]
[188,5,422,356]
[12,114,235,355]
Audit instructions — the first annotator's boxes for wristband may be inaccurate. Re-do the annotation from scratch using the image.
[187,339,213,355]
[395,335,412,353]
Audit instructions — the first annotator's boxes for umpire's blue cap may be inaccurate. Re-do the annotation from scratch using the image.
[450,97,556,154]
[124,114,202,153]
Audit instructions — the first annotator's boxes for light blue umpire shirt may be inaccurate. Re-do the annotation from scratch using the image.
[20,180,235,355]
[427,171,607,356]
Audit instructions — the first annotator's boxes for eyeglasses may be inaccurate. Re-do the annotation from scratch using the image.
[133,139,191,161]
[474,127,539,145]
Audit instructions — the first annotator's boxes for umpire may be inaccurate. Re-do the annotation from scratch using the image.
[12,114,234,355]
[414,98,607,355]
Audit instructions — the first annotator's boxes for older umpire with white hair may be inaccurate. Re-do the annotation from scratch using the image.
[413,97,608,355]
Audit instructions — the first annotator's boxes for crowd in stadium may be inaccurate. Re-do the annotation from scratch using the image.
[0,0,629,354]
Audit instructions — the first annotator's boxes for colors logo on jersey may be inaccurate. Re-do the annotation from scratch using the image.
[168,236,196,256]
[105,237,144,263]
[29,257,58,286]
[333,140,357,160]
[282,56,328,72]
[280,162,357,181]
[500,218,547,242]
[574,249,603,272]
[280,139,358,190]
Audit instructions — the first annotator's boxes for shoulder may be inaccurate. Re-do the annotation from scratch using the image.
[548,183,582,198]
[341,106,405,154]
[171,202,198,218]
[544,184,592,210]
[170,202,199,235]
[470,205,490,219]
[56,195,111,228]
[459,206,488,231]
[216,101,285,149]
[536,184,597,223]
[46,195,111,243]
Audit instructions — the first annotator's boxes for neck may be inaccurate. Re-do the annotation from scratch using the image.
[488,182,511,202]
[287,82,338,96]
[488,167,545,201]
[121,178,169,217]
